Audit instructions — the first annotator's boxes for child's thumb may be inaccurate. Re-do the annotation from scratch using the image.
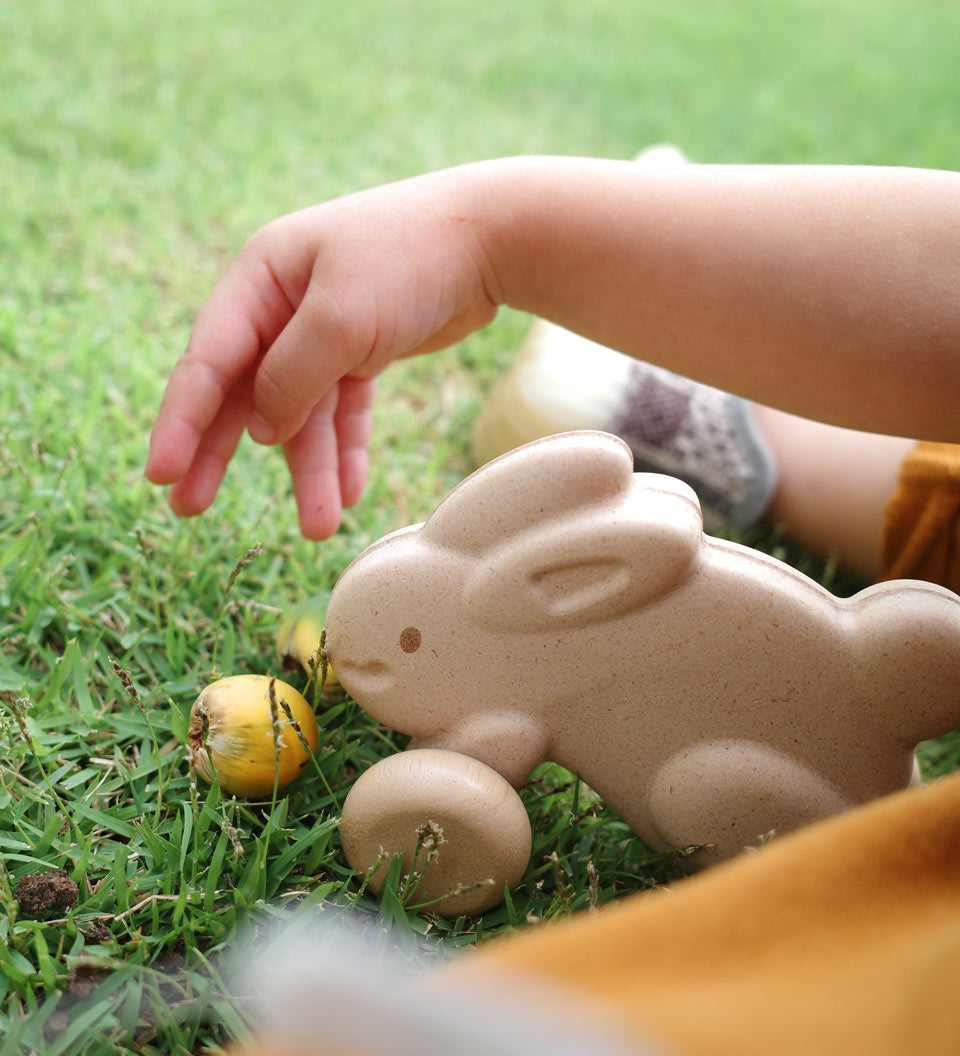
[249,293,364,445]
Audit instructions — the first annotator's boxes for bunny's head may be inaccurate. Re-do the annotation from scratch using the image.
[325,432,705,739]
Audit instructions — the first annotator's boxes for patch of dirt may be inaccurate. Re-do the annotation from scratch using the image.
[80,918,113,944]
[14,868,78,915]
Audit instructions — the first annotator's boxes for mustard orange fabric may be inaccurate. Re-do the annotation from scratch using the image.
[457,773,960,1056]
[880,441,960,591]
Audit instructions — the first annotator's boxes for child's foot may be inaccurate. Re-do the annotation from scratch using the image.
[470,319,778,533]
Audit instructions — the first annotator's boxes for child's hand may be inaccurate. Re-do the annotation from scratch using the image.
[145,168,499,539]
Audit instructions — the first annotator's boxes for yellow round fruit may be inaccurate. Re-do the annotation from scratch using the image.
[187,674,319,798]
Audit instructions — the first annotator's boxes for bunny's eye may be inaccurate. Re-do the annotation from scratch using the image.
[399,626,421,653]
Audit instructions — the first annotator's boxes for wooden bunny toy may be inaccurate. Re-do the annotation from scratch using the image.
[328,431,960,914]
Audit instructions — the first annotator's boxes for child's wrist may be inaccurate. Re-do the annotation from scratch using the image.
[436,159,515,309]
[458,155,618,317]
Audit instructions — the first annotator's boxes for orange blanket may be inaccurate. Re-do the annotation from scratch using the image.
[456,772,960,1056]
[243,774,960,1056]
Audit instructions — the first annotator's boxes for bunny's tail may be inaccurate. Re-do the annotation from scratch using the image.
[846,580,960,745]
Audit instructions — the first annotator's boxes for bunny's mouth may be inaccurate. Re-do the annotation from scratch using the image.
[332,659,394,701]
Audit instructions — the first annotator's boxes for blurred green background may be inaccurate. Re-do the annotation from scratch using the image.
[4,0,958,529]
[3,0,958,548]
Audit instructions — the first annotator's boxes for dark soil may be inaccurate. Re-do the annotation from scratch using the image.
[14,868,79,915]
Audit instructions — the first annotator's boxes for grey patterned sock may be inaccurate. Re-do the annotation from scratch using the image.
[611,360,778,533]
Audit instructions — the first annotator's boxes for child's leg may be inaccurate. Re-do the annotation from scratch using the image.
[472,322,918,580]
[753,406,914,581]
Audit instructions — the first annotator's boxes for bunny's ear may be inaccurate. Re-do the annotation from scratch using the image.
[423,432,635,555]
[461,475,704,633]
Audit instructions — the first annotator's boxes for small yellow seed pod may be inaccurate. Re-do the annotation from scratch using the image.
[188,675,319,798]
[276,596,340,688]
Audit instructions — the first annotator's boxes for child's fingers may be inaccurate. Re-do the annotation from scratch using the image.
[335,377,376,509]
[282,388,344,540]
[165,379,253,517]
[248,285,373,447]
[146,258,298,484]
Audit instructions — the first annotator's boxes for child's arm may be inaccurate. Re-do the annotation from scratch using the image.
[484,157,960,442]
[146,157,960,538]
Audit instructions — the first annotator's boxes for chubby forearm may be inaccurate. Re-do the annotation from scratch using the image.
[463,156,960,441]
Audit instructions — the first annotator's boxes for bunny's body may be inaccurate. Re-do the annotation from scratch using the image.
[326,432,960,862]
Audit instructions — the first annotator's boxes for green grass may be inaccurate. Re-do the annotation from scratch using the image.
[2,0,960,1051]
